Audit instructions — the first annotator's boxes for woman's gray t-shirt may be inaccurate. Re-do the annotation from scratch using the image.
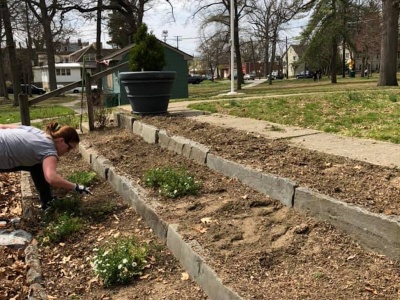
[0,126,58,169]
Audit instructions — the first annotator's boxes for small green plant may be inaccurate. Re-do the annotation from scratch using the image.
[92,237,148,287]
[41,213,84,244]
[144,166,201,198]
[389,93,398,103]
[41,195,82,223]
[68,171,97,187]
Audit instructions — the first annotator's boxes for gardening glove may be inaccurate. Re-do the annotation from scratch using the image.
[74,183,93,195]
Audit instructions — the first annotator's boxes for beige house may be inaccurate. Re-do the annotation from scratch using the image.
[282,44,382,77]
[282,45,308,77]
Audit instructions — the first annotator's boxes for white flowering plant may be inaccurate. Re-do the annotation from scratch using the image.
[92,237,148,287]
[144,166,201,199]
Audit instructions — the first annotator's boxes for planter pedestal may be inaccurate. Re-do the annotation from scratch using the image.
[120,71,176,114]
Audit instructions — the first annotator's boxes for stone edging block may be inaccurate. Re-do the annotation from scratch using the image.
[132,121,158,144]
[113,112,134,130]
[167,224,243,300]
[207,153,296,207]
[294,187,400,260]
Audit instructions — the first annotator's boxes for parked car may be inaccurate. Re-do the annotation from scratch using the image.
[272,71,284,79]
[68,85,98,93]
[296,71,314,79]
[188,74,203,84]
[244,73,256,80]
[7,84,46,95]
[227,71,245,80]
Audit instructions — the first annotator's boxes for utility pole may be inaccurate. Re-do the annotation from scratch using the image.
[174,36,182,48]
[285,36,289,79]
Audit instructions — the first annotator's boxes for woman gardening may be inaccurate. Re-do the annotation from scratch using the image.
[0,122,91,209]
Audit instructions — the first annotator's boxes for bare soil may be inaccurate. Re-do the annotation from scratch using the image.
[1,114,400,299]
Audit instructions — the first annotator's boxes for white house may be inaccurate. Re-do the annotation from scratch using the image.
[33,63,87,89]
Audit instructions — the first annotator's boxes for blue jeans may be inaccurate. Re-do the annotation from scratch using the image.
[0,164,52,209]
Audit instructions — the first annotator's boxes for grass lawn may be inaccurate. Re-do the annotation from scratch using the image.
[185,76,400,143]
[0,95,81,126]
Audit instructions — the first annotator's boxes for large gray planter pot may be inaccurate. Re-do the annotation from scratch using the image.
[119,71,176,114]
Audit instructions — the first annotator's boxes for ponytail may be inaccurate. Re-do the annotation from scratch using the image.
[45,122,80,144]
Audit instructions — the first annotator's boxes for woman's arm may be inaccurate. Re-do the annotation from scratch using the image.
[0,124,19,129]
[41,156,76,190]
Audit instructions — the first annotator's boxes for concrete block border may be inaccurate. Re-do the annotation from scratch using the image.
[294,187,400,259]
[20,172,47,300]
[109,112,400,261]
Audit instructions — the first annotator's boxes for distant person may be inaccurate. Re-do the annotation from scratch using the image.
[0,122,91,210]
[317,69,322,80]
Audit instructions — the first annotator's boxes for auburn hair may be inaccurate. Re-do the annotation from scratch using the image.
[45,122,80,144]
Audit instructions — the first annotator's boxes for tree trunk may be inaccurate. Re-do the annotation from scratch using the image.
[0,47,8,99]
[378,0,398,86]
[0,0,21,106]
[96,0,103,92]
[330,39,338,84]
[233,0,243,90]
[43,17,57,90]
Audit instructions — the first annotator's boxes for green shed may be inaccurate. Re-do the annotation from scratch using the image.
[99,41,193,106]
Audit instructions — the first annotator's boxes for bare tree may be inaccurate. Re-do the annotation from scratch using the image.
[198,26,230,80]
[25,0,75,91]
[354,2,381,77]
[378,0,398,86]
[190,0,253,90]
[247,0,305,84]
[247,0,272,81]
[0,0,21,105]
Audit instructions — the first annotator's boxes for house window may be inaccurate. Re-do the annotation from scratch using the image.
[293,56,296,61]
[85,53,96,61]
[56,68,71,76]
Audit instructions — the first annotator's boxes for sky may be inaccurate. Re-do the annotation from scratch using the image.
[143,2,198,55]
[80,1,307,57]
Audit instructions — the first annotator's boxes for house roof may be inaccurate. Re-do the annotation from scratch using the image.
[290,45,306,56]
[68,43,115,62]
[101,39,194,62]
